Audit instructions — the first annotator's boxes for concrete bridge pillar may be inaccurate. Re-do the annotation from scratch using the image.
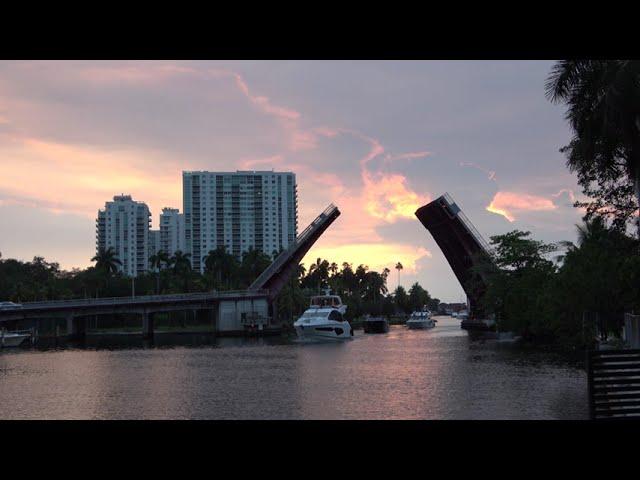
[142,311,154,340]
[209,306,217,332]
[66,313,86,339]
[270,298,278,326]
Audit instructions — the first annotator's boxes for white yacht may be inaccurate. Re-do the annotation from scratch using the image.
[406,309,436,329]
[1,331,30,348]
[293,291,353,340]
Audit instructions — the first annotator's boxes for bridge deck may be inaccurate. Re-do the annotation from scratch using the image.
[249,203,341,301]
[0,290,269,321]
[415,193,492,316]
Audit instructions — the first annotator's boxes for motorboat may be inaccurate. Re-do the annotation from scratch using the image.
[1,330,30,348]
[363,315,389,333]
[406,309,436,329]
[0,301,23,311]
[308,292,347,315]
[293,291,352,340]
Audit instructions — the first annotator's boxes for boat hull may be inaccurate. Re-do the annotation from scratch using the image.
[1,334,29,347]
[406,320,435,329]
[363,319,389,333]
[460,318,495,331]
[294,321,353,340]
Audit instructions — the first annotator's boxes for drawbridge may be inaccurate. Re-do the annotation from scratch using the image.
[415,193,492,318]
[249,203,341,302]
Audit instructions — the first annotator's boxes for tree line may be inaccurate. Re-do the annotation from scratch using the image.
[0,246,438,323]
[468,220,640,348]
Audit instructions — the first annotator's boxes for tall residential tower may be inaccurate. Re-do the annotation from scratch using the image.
[96,195,151,277]
[159,207,185,256]
[182,170,298,272]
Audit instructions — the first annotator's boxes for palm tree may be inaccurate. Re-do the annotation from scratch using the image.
[546,60,640,236]
[171,250,192,292]
[395,262,403,289]
[91,247,122,275]
[329,262,338,276]
[308,258,330,292]
[149,250,169,293]
[203,246,225,289]
[91,247,122,293]
[241,247,271,287]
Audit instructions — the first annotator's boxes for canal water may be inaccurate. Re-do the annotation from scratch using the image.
[0,316,588,419]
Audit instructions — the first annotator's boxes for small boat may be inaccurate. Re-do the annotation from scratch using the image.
[363,315,389,333]
[293,290,353,340]
[406,309,436,329]
[0,301,23,311]
[1,330,30,348]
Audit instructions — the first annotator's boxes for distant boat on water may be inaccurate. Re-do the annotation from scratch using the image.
[363,315,389,333]
[406,309,436,329]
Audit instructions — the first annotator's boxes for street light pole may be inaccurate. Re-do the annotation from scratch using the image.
[132,276,135,298]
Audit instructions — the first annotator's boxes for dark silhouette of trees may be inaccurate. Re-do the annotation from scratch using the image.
[91,247,122,275]
[546,60,640,235]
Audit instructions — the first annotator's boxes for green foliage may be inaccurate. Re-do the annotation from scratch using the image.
[393,286,410,314]
[408,282,432,313]
[546,60,640,234]
[477,223,640,347]
[477,230,558,337]
[0,250,437,326]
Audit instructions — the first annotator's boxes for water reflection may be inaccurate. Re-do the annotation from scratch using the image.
[0,317,587,419]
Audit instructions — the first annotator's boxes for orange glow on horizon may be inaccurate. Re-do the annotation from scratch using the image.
[303,243,431,275]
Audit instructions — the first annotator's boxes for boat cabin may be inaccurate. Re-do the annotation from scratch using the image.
[310,295,343,309]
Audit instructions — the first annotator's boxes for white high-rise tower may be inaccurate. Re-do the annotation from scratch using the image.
[182,170,298,272]
[96,195,151,277]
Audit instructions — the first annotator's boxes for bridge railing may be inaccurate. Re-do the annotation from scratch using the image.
[442,192,493,255]
[295,203,337,247]
[249,203,338,291]
[12,290,270,310]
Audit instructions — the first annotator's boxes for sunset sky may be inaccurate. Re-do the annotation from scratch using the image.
[0,60,585,302]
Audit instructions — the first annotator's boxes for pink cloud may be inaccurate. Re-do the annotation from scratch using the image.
[552,188,577,203]
[384,151,431,164]
[78,64,196,86]
[0,134,182,221]
[486,191,557,222]
[0,62,436,274]
[229,72,300,121]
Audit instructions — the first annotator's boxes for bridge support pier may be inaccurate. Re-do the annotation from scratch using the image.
[66,314,86,340]
[270,298,278,326]
[142,311,154,340]
[209,306,217,332]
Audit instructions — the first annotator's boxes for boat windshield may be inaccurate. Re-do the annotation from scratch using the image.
[300,310,330,320]
[310,296,342,307]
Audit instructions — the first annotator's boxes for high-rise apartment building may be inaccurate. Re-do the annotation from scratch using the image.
[159,207,185,256]
[149,230,160,256]
[182,170,298,272]
[96,195,151,277]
